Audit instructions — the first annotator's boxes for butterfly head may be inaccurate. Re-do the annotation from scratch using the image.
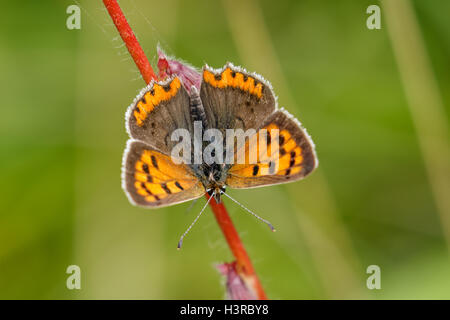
[207,186,226,203]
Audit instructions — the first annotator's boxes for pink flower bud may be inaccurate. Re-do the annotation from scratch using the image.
[216,262,257,300]
[157,48,202,91]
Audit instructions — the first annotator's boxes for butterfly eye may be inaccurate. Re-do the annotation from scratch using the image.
[213,170,222,181]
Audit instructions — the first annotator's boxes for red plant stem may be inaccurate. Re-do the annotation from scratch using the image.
[103,0,157,84]
[206,194,267,300]
[103,0,267,300]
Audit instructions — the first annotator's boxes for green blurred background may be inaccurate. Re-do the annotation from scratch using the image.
[1,0,449,299]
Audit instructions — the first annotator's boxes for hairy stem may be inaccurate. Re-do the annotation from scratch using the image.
[103,0,157,83]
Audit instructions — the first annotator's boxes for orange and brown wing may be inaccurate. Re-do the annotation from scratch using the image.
[200,63,276,132]
[126,76,194,156]
[122,140,205,208]
[226,110,318,189]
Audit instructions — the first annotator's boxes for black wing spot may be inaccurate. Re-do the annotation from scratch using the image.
[161,183,172,194]
[175,181,184,190]
[289,157,295,167]
[151,155,158,169]
[279,135,285,146]
[289,151,296,167]
[252,165,259,176]
[142,163,149,174]
[141,182,153,195]
[266,132,272,146]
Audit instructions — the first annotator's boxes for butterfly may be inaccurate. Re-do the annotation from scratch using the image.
[122,63,318,210]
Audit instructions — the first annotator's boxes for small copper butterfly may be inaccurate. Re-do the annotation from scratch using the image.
[122,63,318,209]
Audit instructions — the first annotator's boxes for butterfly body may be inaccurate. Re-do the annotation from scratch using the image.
[122,63,318,208]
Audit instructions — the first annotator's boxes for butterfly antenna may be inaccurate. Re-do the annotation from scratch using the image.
[221,192,276,232]
[185,197,199,214]
[177,191,214,250]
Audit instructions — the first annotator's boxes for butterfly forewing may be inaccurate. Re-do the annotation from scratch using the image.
[126,77,193,156]
[200,63,276,132]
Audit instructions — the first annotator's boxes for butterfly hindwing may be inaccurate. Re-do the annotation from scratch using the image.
[126,76,193,155]
[122,140,205,208]
[226,109,318,189]
[200,63,276,132]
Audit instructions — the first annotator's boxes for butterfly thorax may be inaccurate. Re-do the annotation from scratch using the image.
[190,162,228,202]
[189,86,228,201]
